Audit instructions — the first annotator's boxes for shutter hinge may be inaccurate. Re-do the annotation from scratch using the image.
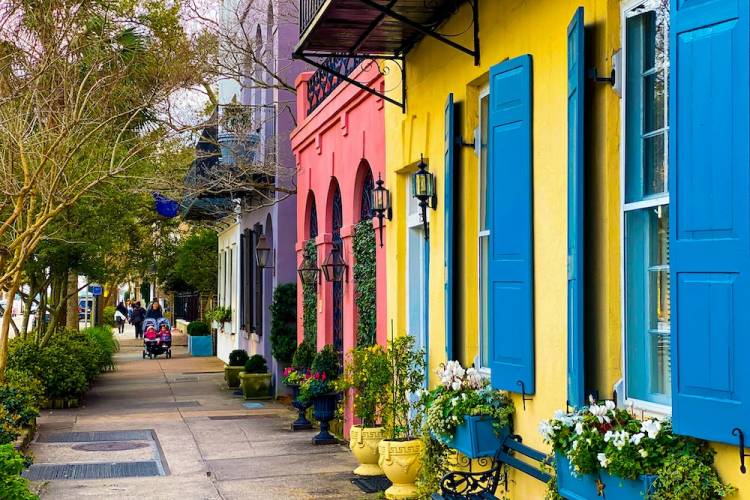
[732,428,749,474]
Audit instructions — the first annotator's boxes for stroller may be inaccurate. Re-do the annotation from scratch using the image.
[142,318,173,359]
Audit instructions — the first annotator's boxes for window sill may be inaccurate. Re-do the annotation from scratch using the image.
[623,398,672,419]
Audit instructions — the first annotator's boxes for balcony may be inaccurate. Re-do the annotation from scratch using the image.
[306,56,363,115]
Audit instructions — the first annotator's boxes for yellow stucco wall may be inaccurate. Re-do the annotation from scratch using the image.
[384,0,749,497]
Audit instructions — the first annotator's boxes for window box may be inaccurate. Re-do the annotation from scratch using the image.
[438,415,509,459]
[188,335,213,356]
[555,455,656,500]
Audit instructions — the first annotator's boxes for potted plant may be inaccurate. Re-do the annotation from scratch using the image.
[337,344,390,476]
[283,341,316,431]
[239,354,272,400]
[298,345,340,445]
[378,335,425,500]
[209,307,232,332]
[540,398,736,499]
[224,349,249,389]
[186,320,212,356]
[421,360,513,459]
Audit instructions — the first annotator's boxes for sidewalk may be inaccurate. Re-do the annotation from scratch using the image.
[28,327,368,499]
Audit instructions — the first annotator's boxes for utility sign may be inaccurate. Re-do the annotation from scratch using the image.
[89,284,103,296]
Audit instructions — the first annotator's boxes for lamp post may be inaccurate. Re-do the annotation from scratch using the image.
[411,155,437,240]
[370,174,392,247]
[321,245,348,282]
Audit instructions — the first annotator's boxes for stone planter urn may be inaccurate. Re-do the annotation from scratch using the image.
[378,439,423,499]
[224,365,244,389]
[311,393,339,445]
[239,372,272,400]
[289,384,312,431]
[349,425,385,476]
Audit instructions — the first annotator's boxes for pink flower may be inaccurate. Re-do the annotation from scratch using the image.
[322,372,327,381]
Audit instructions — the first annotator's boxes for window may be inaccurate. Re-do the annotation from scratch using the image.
[477,86,490,370]
[623,2,670,407]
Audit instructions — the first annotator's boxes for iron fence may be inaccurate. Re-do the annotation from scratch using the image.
[174,292,200,322]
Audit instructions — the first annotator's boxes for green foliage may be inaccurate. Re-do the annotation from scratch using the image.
[337,345,390,427]
[7,339,88,400]
[187,320,210,336]
[311,344,340,379]
[50,330,105,382]
[382,335,425,440]
[0,370,42,444]
[416,429,451,499]
[206,306,231,324]
[82,326,118,371]
[302,239,318,344]
[353,220,377,346]
[103,306,116,328]
[652,454,736,500]
[269,283,297,363]
[158,229,218,294]
[291,340,316,370]
[228,349,249,367]
[0,444,37,500]
[541,403,735,498]
[297,372,334,404]
[244,355,268,374]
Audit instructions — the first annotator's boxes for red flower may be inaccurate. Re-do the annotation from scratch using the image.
[321,372,327,381]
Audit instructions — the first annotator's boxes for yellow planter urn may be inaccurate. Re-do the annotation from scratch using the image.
[378,439,423,499]
[349,425,385,476]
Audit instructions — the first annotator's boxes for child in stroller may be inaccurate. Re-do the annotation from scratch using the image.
[142,318,173,359]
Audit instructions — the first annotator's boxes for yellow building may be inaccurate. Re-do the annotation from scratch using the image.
[295,0,749,497]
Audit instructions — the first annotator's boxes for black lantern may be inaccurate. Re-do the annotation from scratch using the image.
[321,245,348,282]
[255,233,273,269]
[411,155,436,240]
[297,256,320,285]
[370,174,392,248]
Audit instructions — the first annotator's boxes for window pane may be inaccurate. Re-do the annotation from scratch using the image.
[480,94,489,230]
[643,133,666,195]
[479,235,490,368]
[641,11,656,72]
[643,71,665,133]
[625,206,670,405]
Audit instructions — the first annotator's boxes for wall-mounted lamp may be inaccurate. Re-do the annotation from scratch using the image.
[370,174,392,247]
[411,155,437,240]
[321,245,348,282]
[297,256,320,285]
[255,233,273,269]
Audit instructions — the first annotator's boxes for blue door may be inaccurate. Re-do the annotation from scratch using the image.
[669,0,750,444]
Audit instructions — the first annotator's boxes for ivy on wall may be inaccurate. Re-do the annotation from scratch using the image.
[353,220,376,346]
[302,239,317,345]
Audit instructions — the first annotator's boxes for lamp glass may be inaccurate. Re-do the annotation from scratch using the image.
[322,246,347,282]
[255,234,271,268]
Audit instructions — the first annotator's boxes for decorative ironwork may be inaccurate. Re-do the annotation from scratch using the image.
[360,171,374,221]
[310,199,319,239]
[300,0,326,35]
[306,56,363,115]
[438,457,506,499]
[332,185,344,359]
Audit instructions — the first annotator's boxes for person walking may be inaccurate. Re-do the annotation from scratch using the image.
[114,301,128,334]
[145,299,163,320]
[131,301,146,339]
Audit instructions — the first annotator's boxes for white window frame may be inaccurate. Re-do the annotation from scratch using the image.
[619,0,672,416]
[476,85,491,374]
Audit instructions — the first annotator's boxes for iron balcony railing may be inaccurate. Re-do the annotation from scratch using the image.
[306,56,363,115]
[300,0,326,35]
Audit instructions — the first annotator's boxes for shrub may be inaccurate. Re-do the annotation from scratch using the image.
[102,306,116,328]
[0,444,37,499]
[51,330,104,382]
[244,354,268,374]
[0,369,42,441]
[338,345,390,427]
[187,320,210,336]
[0,407,19,445]
[311,344,340,379]
[84,326,118,371]
[228,349,249,367]
[7,339,88,400]
[291,340,315,370]
[269,283,297,363]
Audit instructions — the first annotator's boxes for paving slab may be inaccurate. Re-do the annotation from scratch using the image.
[27,334,371,500]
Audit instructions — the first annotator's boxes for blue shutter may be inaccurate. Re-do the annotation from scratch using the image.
[444,93,455,362]
[567,7,585,408]
[670,0,750,444]
[488,55,534,394]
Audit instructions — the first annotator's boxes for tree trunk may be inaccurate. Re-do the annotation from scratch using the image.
[66,273,80,330]
[20,293,33,338]
[0,275,23,382]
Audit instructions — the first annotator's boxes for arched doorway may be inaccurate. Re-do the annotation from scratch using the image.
[331,182,343,358]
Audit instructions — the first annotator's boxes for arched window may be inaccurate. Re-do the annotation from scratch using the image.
[331,182,343,357]
[309,195,318,239]
[360,170,374,221]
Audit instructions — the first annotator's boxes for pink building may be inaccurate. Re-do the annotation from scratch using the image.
[291,60,387,435]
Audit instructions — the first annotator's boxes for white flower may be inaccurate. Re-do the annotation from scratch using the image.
[539,420,554,441]
[604,400,616,411]
[575,422,584,435]
[597,453,610,468]
[589,403,611,424]
[451,381,461,391]
[604,431,614,442]
[639,449,648,458]
[630,432,645,446]
[612,431,630,450]
[641,419,662,439]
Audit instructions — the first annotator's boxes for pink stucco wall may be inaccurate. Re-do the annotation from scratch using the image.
[290,63,387,436]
